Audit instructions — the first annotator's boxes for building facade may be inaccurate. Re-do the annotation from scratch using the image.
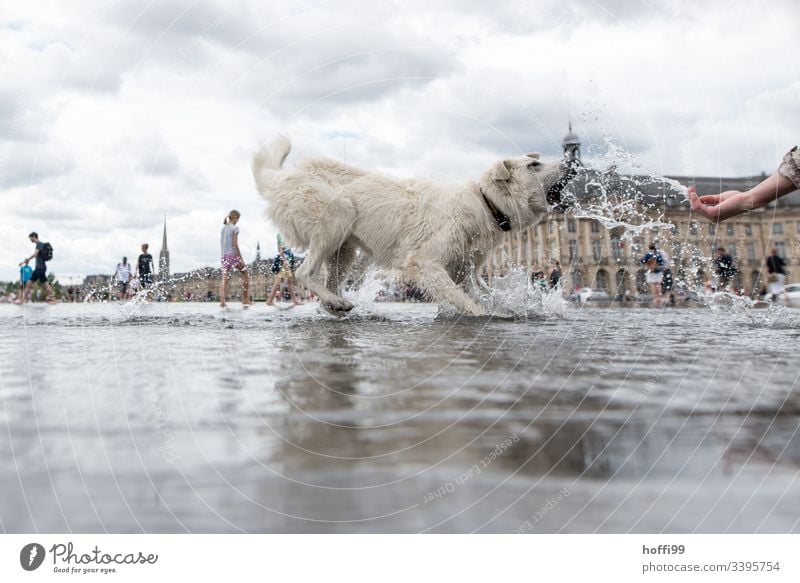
[487,129,799,297]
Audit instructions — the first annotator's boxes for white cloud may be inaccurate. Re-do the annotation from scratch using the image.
[0,0,797,280]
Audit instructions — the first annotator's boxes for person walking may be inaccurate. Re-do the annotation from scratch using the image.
[266,241,301,306]
[713,247,736,291]
[640,243,664,306]
[219,209,251,308]
[658,245,675,304]
[765,248,786,301]
[19,263,32,303]
[17,232,55,304]
[113,257,133,300]
[549,260,562,289]
[135,243,155,300]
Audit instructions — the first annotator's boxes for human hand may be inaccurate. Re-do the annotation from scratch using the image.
[698,190,735,204]
[688,187,748,222]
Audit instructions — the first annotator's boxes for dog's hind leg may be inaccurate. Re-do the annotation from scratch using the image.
[326,238,357,295]
[403,260,487,316]
[294,206,357,314]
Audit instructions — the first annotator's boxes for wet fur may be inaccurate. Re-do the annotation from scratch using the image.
[252,136,570,315]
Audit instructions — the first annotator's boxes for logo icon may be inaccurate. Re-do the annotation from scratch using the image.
[20,543,46,571]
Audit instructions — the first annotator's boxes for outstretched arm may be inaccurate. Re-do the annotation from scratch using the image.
[19,248,39,266]
[688,172,796,222]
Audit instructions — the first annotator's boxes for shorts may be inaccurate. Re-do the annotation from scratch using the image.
[769,272,785,295]
[222,253,245,272]
[118,281,129,293]
[30,267,48,284]
[140,273,153,288]
[646,271,663,285]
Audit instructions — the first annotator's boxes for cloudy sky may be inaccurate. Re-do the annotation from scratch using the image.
[1,0,797,281]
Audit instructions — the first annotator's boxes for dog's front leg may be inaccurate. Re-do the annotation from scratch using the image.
[470,252,492,295]
[405,262,487,316]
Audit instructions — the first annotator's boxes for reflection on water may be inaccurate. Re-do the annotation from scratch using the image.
[1,303,799,533]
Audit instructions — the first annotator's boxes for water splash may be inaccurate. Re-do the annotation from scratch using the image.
[343,267,390,317]
[566,136,684,236]
[476,268,567,319]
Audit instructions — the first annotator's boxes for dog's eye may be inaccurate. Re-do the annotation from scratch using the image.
[528,161,541,170]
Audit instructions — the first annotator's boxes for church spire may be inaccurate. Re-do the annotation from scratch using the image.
[159,215,170,279]
[562,120,581,164]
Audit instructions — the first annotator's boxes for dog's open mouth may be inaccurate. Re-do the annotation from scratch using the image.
[546,161,579,211]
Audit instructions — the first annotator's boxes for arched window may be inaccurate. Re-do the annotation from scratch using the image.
[595,269,609,291]
[616,269,627,297]
[636,269,647,293]
[572,268,584,289]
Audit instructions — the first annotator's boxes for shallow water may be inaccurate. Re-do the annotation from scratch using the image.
[1,301,799,533]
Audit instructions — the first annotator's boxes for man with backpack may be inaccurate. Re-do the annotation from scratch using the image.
[17,232,55,304]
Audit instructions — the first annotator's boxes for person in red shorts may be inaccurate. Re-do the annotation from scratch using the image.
[219,209,251,308]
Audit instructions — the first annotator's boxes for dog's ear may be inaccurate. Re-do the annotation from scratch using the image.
[526,152,541,160]
[490,160,511,181]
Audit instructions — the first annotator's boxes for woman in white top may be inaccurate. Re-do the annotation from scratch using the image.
[114,257,133,300]
[219,209,251,308]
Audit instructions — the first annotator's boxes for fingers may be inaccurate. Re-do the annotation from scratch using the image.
[697,195,722,204]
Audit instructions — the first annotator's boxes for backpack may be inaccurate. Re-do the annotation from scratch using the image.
[40,242,54,262]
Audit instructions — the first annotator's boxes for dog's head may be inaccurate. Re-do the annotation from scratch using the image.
[479,153,577,229]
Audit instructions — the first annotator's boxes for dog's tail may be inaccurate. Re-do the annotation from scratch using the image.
[252,135,291,195]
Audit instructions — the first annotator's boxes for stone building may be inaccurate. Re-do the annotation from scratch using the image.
[487,128,800,296]
[163,244,307,302]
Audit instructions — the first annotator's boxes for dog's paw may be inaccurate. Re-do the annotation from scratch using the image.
[464,303,488,317]
[322,297,354,315]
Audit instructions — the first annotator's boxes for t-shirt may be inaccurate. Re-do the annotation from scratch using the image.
[221,223,239,255]
[766,254,786,274]
[715,254,736,276]
[138,253,154,275]
[116,262,132,283]
[641,251,664,272]
[35,241,47,270]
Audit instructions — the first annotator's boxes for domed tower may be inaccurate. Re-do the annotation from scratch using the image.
[562,121,581,164]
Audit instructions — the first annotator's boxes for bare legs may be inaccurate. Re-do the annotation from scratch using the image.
[17,281,55,304]
[649,282,662,306]
[219,268,250,308]
[267,276,302,305]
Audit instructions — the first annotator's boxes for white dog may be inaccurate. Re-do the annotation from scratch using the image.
[252,137,574,315]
